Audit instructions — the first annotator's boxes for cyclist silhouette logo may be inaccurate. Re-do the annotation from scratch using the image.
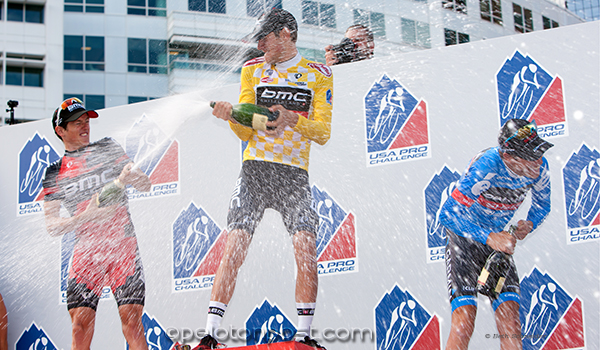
[172,202,226,291]
[496,51,566,133]
[16,323,58,350]
[364,75,430,167]
[18,133,60,216]
[127,313,174,350]
[245,299,296,345]
[519,267,584,350]
[311,185,358,275]
[424,166,461,262]
[375,285,441,350]
[562,144,600,243]
[125,114,180,199]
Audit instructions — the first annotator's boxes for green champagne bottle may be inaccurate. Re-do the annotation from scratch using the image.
[477,226,516,295]
[210,102,279,131]
[97,179,126,208]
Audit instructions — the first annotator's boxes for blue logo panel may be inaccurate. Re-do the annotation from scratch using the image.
[375,285,432,350]
[497,51,553,126]
[125,115,171,176]
[520,268,573,350]
[17,133,60,216]
[424,166,461,263]
[173,202,222,280]
[127,312,174,350]
[312,185,348,258]
[365,75,419,153]
[16,323,58,350]
[562,144,600,243]
[245,299,296,345]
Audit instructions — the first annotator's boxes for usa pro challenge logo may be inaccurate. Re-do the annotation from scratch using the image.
[520,267,585,350]
[16,322,58,350]
[312,185,358,275]
[364,75,430,167]
[562,143,600,244]
[423,166,460,263]
[17,132,60,216]
[374,285,441,350]
[496,50,567,138]
[125,114,180,200]
[127,312,176,350]
[245,299,296,345]
[172,201,226,292]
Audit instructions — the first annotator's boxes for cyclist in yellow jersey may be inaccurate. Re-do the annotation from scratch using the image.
[200,8,332,350]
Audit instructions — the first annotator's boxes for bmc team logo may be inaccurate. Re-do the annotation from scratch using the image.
[245,299,296,345]
[520,267,585,350]
[374,285,441,350]
[562,143,600,244]
[172,201,226,292]
[17,132,60,216]
[15,322,58,350]
[364,75,430,167]
[125,114,180,201]
[312,185,358,276]
[423,166,461,263]
[127,312,176,350]
[496,50,567,138]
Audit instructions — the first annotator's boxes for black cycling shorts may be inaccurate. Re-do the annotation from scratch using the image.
[227,160,319,236]
[445,228,520,312]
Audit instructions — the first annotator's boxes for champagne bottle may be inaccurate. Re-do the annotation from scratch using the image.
[477,226,516,295]
[210,102,279,131]
[97,179,126,208]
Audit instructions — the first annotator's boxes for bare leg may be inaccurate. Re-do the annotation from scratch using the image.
[293,230,318,303]
[495,301,522,350]
[69,307,96,350]
[210,229,253,304]
[119,304,148,350]
[445,305,477,350]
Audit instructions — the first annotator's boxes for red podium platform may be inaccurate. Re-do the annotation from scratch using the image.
[222,342,315,349]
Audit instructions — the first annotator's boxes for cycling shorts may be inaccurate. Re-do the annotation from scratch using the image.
[67,237,145,311]
[445,228,520,312]
[227,160,319,236]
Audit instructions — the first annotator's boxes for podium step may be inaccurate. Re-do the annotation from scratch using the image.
[191,341,317,349]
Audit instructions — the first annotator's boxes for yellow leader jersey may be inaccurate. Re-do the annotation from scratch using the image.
[229,52,333,171]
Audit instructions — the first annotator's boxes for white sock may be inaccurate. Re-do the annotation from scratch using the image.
[295,302,316,340]
[206,301,227,338]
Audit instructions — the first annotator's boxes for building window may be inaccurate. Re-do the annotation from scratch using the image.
[442,0,467,14]
[480,0,503,25]
[7,3,44,23]
[401,18,431,48]
[566,0,599,21]
[189,0,226,13]
[6,66,43,87]
[64,94,105,110]
[65,0,104,13]
[128,96,158,104]
[354,9,385,38]
[302,1,336,28]
[128,38,168,74]
[444,28,470,46]
[513,3,533,33]
[64,35,105,71]
[128,0,166,16]
[246,0,282,17]
[542,16,559,29]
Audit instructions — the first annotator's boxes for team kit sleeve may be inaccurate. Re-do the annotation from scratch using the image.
[294,68,333,146]
[526,157,551,230]
[440,152,499,244]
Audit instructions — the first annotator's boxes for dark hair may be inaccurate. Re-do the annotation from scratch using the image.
[346,24,374,42]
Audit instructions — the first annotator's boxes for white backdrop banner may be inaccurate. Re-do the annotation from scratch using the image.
[0,21,598,350]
